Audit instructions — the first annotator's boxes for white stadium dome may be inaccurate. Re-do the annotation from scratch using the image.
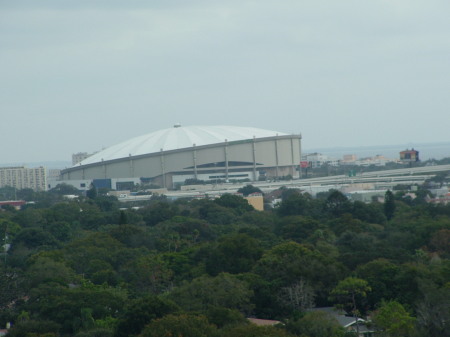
[61,125,301,190]
[79,125,288,166]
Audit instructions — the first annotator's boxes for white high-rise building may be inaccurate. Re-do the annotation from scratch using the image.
[0,166,47,191]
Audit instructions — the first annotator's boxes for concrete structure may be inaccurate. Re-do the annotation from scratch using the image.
[343,154,357,162]
[61,125,302,190]
[244,193,264,211]
[46,168,62,190]
[341,154,395,167]
[0,166,47,191]
[302,153,338,168]
[346,190,387,203]
[48,178,96,192]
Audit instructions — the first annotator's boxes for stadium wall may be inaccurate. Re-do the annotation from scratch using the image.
[61,134,301,189]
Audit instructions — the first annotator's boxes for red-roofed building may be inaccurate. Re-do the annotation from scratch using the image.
[429,193,450,205]
[0,200,26,210]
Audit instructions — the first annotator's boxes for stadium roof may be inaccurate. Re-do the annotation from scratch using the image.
[78,125,289,166]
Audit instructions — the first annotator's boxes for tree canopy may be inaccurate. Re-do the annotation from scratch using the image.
[1,186,449,337]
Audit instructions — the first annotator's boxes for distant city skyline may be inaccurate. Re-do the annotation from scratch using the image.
[2,140,449,170]
[1,1,450,162]
[308,141,450,162]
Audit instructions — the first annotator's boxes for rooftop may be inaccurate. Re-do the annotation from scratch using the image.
[77,125,288,166]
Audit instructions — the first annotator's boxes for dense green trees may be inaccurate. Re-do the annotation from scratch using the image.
[254,241,345,306]
[285,311,345,337]
[329,277,371,335]
[140,314,217,337]
[324,190,352,216]
[373,300,416,337]
[330,277,371,315]
[276,216,324,242]
[384,190,396,220]
[215,194,253,214]
[205,233,263,275]
[1,186,449,337]
[415,281,450,337]
[220,323,295,337]
[237,184,263,196]
[7,319,61,337]
[277,191,313,217]
[24,283,127,335]
[355,259,400,307]
[0,268,26,320]
[167,273,254,313]
[115,295,179,337]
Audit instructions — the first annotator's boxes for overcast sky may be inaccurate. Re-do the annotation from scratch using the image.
[1,0,449,163]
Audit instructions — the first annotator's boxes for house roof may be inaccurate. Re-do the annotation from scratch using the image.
[309,307,366,328]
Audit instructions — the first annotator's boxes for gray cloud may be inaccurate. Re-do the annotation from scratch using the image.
[1,0,450,162]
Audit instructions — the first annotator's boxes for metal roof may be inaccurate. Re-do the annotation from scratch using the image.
[78,125,288,166]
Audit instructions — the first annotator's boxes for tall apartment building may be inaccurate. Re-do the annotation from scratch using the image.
[0,166,47,191]
[400,148,420,163]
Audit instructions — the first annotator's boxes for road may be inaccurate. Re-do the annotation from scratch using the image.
[165,163,450,198]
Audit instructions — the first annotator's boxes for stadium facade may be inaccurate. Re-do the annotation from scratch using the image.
[60,125,302,190]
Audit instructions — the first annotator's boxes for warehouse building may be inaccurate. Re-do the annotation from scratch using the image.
[60,125,302,190]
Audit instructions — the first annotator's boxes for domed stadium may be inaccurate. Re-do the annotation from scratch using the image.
[60,125,302,190]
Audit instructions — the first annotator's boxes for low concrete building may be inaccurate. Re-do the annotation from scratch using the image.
[244,193,264,211]
[302,153,338,168]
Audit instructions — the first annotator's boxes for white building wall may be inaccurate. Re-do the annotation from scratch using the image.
[0,166,47,191]
[61,135,302,188]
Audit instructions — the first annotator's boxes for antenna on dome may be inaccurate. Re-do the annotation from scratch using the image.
[174,123,181,128]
